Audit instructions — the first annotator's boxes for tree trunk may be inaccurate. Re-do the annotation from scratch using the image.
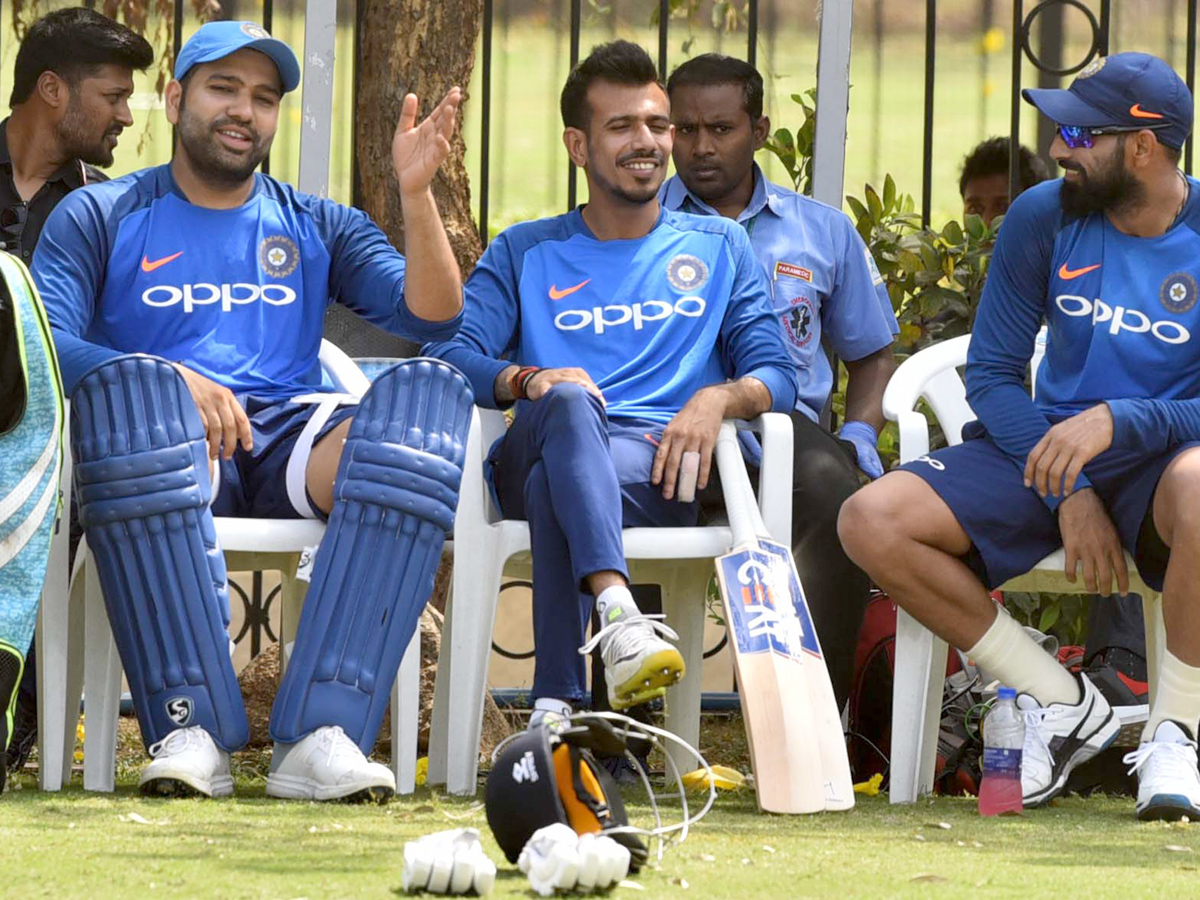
[355,0,484,277]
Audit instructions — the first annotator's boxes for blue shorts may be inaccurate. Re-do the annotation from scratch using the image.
[898,421,1197,592]
[210,393,357,520]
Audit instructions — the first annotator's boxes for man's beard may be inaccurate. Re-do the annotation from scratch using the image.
[1059,137,1145,217]
[176,99,271,186]
[588,149,665,205]
[55,95,120,167]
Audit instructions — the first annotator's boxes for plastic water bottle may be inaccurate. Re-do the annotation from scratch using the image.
[978,687,1025,816]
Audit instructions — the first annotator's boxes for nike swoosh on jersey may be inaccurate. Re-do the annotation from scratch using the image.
[1058,262,1101,280]
[141,251,183,272]
[548,278,591,300]
[1129,104,1165,119]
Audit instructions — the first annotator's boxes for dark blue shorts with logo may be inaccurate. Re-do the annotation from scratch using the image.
[897,420,1198,592]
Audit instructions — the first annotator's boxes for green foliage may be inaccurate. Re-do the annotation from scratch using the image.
[1004,592,1091,647]
[763,91,816,198]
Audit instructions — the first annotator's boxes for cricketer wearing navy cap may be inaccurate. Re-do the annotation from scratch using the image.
[1023,51,1193,151]
[841,50,1200,822]
[174,19,301,93]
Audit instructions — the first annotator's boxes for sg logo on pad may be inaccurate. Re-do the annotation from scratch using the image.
[166,696,194,727]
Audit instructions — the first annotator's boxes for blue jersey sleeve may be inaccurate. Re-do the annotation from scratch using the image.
[422,227,522,407]
[823,215,898,362]
[32,187,122,393]
[719,227,799,412]
[1107,397,1200,454]
[309,196,462,343]
[965,183,1088,510]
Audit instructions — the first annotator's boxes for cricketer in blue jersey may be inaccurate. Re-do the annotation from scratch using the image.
[663,54,898,709]
[841,52,1200,820]
[425,41,798,728]
[34,21,470,802]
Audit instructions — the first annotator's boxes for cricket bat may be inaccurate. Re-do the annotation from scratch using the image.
[713,422,855,814]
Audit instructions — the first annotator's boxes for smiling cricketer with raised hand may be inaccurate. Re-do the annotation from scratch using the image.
[839,52,1200,819]
[33,21,472,801]
[424,40,797,730]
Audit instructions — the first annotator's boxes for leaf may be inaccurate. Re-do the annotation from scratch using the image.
[1039,602,1060,632]
[941,219,964,245]
[845,195,869,225]
[964,213,986,241]
[865,185,884,222]
[883,174,896,213]
[910,874,947,883]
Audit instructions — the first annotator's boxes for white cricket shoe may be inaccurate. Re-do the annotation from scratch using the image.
[403,827,497,895]
[579,610,684,709]
[139,725,233,798]
[518,823,631,896]
[266,725,395,802]
[1018,672,1120,806]
[1124,720,1200,821]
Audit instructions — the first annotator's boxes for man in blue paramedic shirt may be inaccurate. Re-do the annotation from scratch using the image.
[661,54,898,708]
[840,52,1200,820]
[34,21,469,802]
[425,41,798,730]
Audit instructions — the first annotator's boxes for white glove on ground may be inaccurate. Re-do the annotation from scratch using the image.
[517,823,632,895]
[403,827,496,895]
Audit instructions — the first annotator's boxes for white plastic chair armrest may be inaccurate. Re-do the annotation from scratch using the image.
[318,339,372,398]
[736,412,793,544]
[882,334,970,423]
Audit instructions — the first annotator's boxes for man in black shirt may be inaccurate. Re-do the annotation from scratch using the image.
[1,7,152,780]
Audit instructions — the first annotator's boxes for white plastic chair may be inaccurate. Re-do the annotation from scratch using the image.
[36,341,423,793]
[884,332,1164,803]
[425,406,794,795]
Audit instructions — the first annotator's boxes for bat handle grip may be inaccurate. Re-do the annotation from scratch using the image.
[714,421,766,547]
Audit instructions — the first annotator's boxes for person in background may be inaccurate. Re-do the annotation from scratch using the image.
[959,136,1050,227]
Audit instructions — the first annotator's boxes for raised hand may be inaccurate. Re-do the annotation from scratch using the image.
[391,87,463,197]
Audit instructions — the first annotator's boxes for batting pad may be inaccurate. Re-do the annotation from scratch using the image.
[270,359,473,751]
[72,356,248,752]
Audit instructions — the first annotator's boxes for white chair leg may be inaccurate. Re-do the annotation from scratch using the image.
[60,561,88,788]
[82,558,121,792]
[889,608,947,804]
[1144,591,1166,709]
[443,545,507,796]
[277,555,305,679]
[35,520,73,791]
[660,564,708,776]
[425,583,453,788]
[392,627,420,795]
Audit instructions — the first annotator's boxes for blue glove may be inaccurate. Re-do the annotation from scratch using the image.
[839,420,884,479]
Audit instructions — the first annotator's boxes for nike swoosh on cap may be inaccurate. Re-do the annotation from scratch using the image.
[1130,104,1165,119]
[549,278,590,300]
[1058,262,1101,280]
[141,251,183,272]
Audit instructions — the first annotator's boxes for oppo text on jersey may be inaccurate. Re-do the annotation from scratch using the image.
[1055,294,1190,345]
[553,296,706,335]
[141,283,298,314]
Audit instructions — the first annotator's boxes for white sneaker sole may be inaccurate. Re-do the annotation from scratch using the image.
[139,772,233,798]
[266,771,395,803]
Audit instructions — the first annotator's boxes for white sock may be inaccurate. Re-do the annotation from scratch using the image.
[595,584,637,622]
[534,697,572,717]
[1144,649,1200,742]
[967,608,1080,706]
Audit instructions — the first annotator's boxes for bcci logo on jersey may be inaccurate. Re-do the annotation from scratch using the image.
[260,235,300,279]
[718,540,820,661]
[666,254,708,293]
[1161,272,1199,315]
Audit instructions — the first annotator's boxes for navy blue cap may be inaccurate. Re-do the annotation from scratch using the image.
[174,21,300,93]
[1022,52,1192,149]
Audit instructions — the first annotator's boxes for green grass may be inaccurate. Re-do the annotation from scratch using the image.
[2,772,1199,899]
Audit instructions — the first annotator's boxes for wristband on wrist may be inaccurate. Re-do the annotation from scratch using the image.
[511,366,542,400]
